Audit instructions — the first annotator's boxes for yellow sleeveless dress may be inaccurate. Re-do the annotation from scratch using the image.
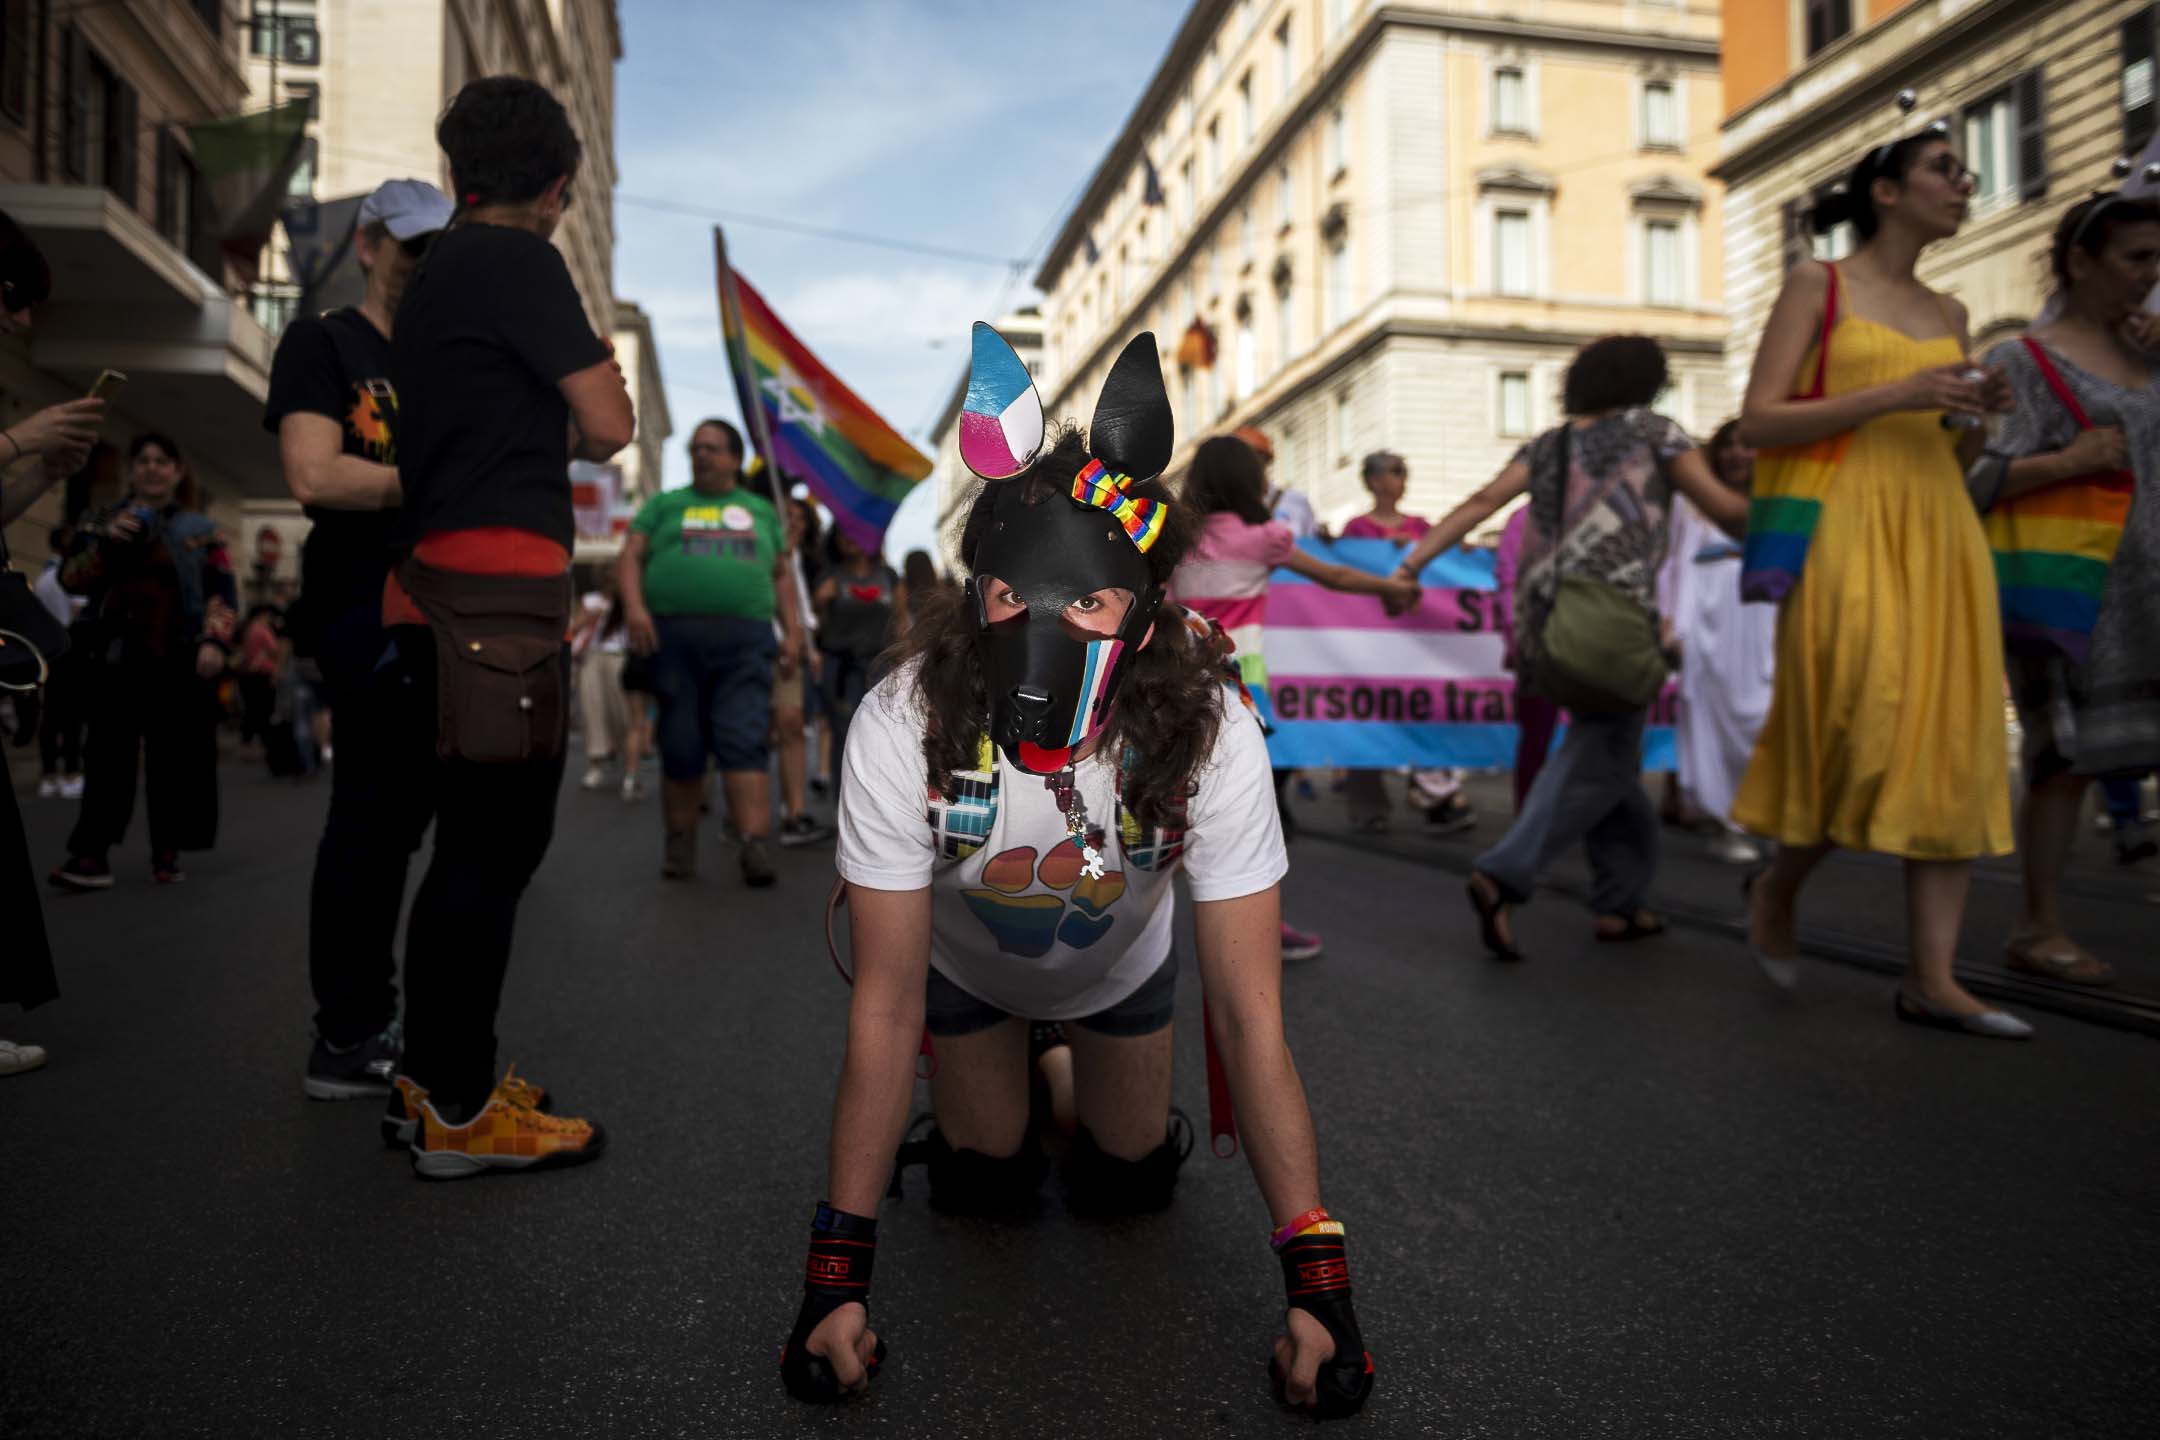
[1732,316,2014,859]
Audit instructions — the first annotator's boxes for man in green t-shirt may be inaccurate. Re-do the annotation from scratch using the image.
[619,418,806,885]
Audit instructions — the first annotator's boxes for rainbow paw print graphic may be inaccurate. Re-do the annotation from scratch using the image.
[961,842,1126,957]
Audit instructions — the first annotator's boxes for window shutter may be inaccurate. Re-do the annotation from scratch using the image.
[114,83,139,210]
[155,126,176,236]
[2125,8,2157,154]
[2016,71,2046,201]
[61,26,87,180]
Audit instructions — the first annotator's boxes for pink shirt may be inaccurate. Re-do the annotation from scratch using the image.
[1169,512,1298,637]
[1340,513,1431,543]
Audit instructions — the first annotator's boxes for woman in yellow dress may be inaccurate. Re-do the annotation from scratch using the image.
[1733,126,2029,1038]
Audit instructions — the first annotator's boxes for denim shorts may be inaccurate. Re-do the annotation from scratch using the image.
[649,614,775,779]
[923,948,1178,1039]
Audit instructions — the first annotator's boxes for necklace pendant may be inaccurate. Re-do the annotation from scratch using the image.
[1078,840,1106,880]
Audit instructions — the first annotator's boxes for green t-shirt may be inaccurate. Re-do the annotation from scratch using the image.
[631,485,783,619]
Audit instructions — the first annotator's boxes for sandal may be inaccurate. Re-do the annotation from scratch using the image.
[2004,935,2116,987]
[1465,871,1522,962]
[1594,910,1665,943]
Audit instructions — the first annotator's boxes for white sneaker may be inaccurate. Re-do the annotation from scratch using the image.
[621,775,645,803]
[580,764,609,790]
[1706,831,1762,866]
[60,774,84,799]
[0,1039,49,1076]
[36,776,59,799]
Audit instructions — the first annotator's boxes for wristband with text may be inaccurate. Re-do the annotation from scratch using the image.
[779,1202,887,1403]
[1272,1222,1375,1420]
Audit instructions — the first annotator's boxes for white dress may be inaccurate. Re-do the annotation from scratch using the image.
[1658,496,1778,828]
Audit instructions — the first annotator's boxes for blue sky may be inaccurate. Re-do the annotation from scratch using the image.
[612,0,1185,495]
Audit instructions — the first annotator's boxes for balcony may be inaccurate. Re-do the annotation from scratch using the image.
[0,182,279,500]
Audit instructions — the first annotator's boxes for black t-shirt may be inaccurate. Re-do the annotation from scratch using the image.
[390,223,609,549]
[262,307,401,611]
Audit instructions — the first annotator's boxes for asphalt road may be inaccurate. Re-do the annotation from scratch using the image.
[6,752,2157,1439]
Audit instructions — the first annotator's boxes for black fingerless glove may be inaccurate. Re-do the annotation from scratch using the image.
[779,1202,887,1403]
[1273,1217,1375,1419]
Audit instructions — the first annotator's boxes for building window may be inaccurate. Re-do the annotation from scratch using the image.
[1207,117,1222,187]
[1330,384,1350,463]
[1116,244,1129,307]
[1275,21,1294,104]
[1179,158,1194,228]
[63,29,136,207]
[1805,0,1853,58]
[1497,372,1532,439]
[156,128,199,255]
[1643,219,1683,306]
[251,1,321,65]
[1234,310,1257,401]
[1203,40,1220,92]
[1642,80,1679,149]
[1182,367,1200,437]
[1239,71,1255,144]
[1176,85,1193,136]
[1794,182,1854,264]
[1962,87,2018,207]
[2125,8,2157,153]
[1326,0,1349,38]
[1492,66,1529,136]
[1274,268,1295,366]
[1493,209,1533,297]
[1240,206,1255,265]
[1,1,30,124]
[1324,236,1350,331]
[1328,106,1347,175]
[288,135,318,200]
[249,283,302,337]
[1208,243,1222,298]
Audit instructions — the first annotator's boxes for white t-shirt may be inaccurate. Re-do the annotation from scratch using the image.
[837,667,1286,1021]
[579,590,626,655]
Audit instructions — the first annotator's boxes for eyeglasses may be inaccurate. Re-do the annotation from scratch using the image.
[1918,154,1976,187]
[398,233,433,259]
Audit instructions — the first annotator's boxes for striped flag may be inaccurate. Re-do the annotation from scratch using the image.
[715,230,931,551]
[1258,538,1677,770]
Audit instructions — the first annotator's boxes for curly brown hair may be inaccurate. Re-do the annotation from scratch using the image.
[884,426,1224,829]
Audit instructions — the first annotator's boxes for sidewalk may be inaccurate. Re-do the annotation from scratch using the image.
[1290,771,2160,1039]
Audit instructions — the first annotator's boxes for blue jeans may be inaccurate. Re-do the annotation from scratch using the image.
[650,614,776,779]
[1476,707,1656,916]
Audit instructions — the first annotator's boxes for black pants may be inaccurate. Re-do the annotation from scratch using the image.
[36,648,85,776]
[237,673,276,746]
[68,656,218,862]
[2,749,57,1010]
[820,651,874,776]
[307,603,436,1047]
[391,625,567,1110]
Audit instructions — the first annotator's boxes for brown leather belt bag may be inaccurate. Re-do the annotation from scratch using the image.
[397,558,571,765]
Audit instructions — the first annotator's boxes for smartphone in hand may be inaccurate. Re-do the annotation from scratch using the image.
[88,369,127,403]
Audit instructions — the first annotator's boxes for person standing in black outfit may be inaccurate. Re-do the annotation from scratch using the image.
[264,179,452,1101]
[1,208,105,1075]
[382,77,632,1178]
[50,435,236,890]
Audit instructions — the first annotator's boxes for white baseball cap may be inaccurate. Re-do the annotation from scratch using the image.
[357,179,454,240]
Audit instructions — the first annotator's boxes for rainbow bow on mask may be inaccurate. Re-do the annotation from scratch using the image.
[1071,458,1167,554]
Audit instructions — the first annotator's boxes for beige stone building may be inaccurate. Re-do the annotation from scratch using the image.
[243,0,622,338]
[0,1,275,566]
[1037,0,1727,530]
[1716,0,2144,392]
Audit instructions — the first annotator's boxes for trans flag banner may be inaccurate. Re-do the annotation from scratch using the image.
[1255,538,1676,771]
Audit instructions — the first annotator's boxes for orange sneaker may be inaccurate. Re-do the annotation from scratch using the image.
[382,1070,550,1148]
[408,1068,598,1179]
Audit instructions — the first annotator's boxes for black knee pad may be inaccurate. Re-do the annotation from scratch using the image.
[890,1120,1047,1216]
[1063,1111,1194,1217]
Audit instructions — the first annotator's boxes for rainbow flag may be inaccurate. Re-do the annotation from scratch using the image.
[715,232,930,550]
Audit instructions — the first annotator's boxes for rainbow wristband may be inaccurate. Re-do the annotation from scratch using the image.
[1271,1206,1332,1251]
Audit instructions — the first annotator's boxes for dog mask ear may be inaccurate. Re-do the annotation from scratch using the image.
[1087,332,1174,482]
[958,322,1046,481]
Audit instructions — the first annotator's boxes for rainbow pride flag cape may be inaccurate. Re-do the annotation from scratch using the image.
[715,232,930,550]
